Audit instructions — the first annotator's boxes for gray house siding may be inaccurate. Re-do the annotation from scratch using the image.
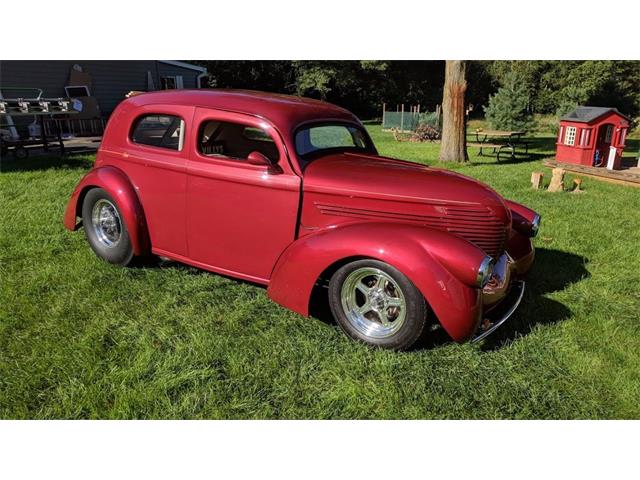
[0,60,204,115]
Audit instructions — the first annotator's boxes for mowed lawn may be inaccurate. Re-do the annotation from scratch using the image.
[1,126,639,419]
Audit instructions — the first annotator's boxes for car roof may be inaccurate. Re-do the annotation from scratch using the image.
[123,89,360,132]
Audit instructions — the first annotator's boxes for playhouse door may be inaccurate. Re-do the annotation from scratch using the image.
[595,124,613,166]
[596,124,613,148]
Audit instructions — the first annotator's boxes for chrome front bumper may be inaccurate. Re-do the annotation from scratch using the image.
[471,280,525,343]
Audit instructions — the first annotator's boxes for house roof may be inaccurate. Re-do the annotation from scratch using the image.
[561,106,630,124]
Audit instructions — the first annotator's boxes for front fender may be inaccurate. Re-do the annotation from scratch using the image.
[505,199,538,237]
[63,165,150,256]
[267,222,487,342]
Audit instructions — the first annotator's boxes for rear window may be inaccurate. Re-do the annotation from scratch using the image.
[131,114,184,151]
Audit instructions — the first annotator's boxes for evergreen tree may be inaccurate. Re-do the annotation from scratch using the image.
[484,71,533,131]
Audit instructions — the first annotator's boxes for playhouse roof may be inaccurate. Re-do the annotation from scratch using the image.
[561,106,630,124]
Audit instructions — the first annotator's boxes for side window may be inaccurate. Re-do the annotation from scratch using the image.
[131,114,184,151]
[619,128,627,146]
[198,120,279,163]
[564,126,576,146]
[579,128,591,147]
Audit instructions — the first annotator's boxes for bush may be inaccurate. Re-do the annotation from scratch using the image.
[484,71,534,132]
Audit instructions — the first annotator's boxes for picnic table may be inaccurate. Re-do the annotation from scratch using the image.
[468,129,528,161]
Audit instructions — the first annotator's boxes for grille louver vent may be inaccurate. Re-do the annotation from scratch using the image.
[316,203,507,258]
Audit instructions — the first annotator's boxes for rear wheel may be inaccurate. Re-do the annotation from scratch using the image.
[82,188,134,266]
[328,259,428,350]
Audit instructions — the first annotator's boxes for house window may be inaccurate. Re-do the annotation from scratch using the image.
[579,128,591,147]
[160,75,184,89]
[558,126,564,143]
[64,85,91,97]
[564,126,576,146]
[131,114,184,151]
[604,125,613,142]
[198,120,279,162]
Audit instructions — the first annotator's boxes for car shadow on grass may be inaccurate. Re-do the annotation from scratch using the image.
[480,247,589,351]
[131,243,588,352]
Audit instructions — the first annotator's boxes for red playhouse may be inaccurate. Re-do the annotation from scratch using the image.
[556,106,631,170]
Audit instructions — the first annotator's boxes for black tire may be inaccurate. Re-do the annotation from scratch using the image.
[13,146,28,159]
[328,259,428,350]
[82,188,134,266]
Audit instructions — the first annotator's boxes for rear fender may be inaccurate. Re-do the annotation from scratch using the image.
[268,222,486,342]
[63,166,151,255]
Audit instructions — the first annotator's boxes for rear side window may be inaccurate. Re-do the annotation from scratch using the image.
[131,114,184,151]
[198,120,279,163]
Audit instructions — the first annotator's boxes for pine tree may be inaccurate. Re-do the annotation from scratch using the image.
[484,71,533,131]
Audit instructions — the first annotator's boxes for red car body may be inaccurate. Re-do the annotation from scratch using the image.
[64,89,539,343]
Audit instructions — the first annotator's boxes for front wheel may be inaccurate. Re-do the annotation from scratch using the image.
[82,188,134,266]
[328,259,428,350]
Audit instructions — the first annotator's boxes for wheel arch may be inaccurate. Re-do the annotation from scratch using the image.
[63,165,151,256]
[267,222,485,342]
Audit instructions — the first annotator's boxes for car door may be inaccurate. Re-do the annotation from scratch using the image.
[109,103,194,257]
[185,107,301,283]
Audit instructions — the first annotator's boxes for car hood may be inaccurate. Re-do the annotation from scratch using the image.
[301,152,511,257]
[303,152,508,210]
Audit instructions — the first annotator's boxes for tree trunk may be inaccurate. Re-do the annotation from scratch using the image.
[439,61,468,162]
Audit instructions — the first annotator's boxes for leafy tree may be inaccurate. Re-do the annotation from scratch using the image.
[484,71,534,131]
[485,60,640,117]
[195,61,294,93]
[188,60,640,120]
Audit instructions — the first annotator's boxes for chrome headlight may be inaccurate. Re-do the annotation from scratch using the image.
[531,214,541,237]
[476,256,495,288]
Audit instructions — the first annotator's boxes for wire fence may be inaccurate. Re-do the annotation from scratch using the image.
[382,110,440,132]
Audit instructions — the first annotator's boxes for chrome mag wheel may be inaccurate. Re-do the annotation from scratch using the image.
[91,199,122,248]
[340,267,407,338]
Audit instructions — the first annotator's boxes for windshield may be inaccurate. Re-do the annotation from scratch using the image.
[294,123,374,161]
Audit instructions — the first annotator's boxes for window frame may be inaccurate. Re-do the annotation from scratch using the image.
[293,120,376,161]
[564,126,577,146]
[64,85,91,97]
[619,128,627,146]
[579,128,591,147]
[604,124,613,143]
[160,76,184,90]
[129,113,186,152]
[196,118,280,164]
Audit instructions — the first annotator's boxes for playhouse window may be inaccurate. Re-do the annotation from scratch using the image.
[564,126,576,146]
[579,128,591,147]
[558,126,564,143]
[619,128,627,145]
[604,125,613,142]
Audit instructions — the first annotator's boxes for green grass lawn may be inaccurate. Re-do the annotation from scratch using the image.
[1,126,639,419]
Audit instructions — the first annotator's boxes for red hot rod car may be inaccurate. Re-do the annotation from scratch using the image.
[64,90,540,350]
